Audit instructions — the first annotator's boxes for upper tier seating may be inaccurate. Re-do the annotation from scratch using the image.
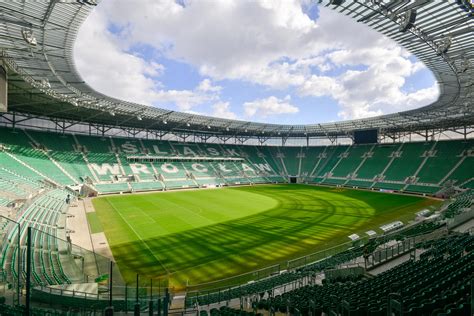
[356,144,397,180]
[26,130,95,184]
[383,142,431,182]
[331,144,369,178]
[0,168,43,202]
[0,127,472,195]
[417,140,470,184]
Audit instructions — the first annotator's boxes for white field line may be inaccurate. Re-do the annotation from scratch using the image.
[105,198,170,274]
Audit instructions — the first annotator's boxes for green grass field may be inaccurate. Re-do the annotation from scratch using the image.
[91,184,440,289]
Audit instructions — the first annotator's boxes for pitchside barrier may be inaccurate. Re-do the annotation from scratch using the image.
[183,230,454,309]
[0,217,389,313]
[365,238,416,269]
[183,220,456,308]
[286,239,361,271]
[181,263,281,294]
[31,283,169,313]
[447,207,474,229]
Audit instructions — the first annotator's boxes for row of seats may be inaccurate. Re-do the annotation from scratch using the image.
[93,176,280,194]
[443,190,473,219]
[0,303,68,316]
[201,306,261,316]
[186,240,376,307]
[0,167,44,205]
[0,189,80,289]
[255,234,472,316]
[393,221,444,240]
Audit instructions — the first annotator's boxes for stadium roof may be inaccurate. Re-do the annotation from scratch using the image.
[0,0,473,138]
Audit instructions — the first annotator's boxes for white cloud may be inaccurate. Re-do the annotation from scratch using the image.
[299,75,339,97]
[75,0,439,121]
[74,9,164,105]
[212,101,238,120]
[153,89,215,111]
[74,6,218,112]
[299,44,439,120]
[197,79,222,92]
[90,0,329,86]
[243,95,299,118]
[411,61,427,74]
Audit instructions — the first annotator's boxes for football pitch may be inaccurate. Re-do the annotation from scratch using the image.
[90,184,440,289]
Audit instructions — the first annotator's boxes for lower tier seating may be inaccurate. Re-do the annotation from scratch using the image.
[258,234,473,316]
[0,189,82,288]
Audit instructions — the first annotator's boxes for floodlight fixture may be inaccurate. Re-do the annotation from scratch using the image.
[21,29,37,46]
[41,78,51,88]
[436,36,452,55]
[398,9,416,33]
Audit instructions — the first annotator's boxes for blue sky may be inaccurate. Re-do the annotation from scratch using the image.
[74,0,439,124]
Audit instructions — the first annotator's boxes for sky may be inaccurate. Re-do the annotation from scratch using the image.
[73,0,439,125]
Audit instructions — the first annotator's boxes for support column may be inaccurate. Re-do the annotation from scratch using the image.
[135,274,140,316]
[25,227,32,315]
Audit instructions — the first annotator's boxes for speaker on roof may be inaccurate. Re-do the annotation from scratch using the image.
[0,66,7,113]
[399,9,416,33]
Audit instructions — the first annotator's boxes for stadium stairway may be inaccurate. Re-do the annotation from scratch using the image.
[22,130,79,185]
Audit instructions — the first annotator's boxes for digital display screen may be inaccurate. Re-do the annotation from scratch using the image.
[354,129,378,144]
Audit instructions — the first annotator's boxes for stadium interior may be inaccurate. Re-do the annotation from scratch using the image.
[0,0,473,315]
